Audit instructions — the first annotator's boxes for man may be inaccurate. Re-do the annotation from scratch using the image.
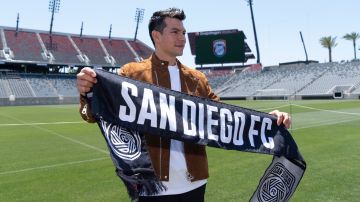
[77,7,291,202]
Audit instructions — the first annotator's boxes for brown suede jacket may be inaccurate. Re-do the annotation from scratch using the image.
[79,54,219,182]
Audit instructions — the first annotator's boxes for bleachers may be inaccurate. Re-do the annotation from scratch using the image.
[4,30,44,61]
[101,39,135,66]
[0,26,154,67]
[255,63,330,96]
[72,36,107,65]
[352,86,360,94]
[127,40,153,59]
[6,77,34,97]
[1,25,359,101]
[0,73,79,98]
[47,75,78,97]
[299,62,360,95]
[25,74,57,97]
[39,33,80,64]
[203,69,235,90]
[0,61,359,101]
[218,61,360,98]
[0,79,10,98]
[219,70,280,97]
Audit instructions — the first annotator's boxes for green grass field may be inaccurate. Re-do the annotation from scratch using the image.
[0,100,359,201]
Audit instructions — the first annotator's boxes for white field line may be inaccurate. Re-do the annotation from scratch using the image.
[292,116,360,131]
[0,121,85,127]
[0,115,108,154]
[257,104,291,112]
[291,104,360,116]
[255,103,360,131]
[0,157,108,175]
[31,125,108,154]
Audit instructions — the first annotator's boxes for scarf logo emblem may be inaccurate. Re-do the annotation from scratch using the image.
[258,163,295,202]
[101,120,141,161]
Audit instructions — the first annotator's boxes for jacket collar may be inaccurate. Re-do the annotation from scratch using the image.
[150,53,183,71]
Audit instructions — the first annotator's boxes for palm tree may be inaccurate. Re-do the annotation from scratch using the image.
[343,32,360,60]
[320,36,337,62]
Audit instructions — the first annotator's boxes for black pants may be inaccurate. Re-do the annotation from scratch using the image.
[138,184,206,202]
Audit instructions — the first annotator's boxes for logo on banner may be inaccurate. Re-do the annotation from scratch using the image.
[101,120,141,161]
[213,39,226,57]
[258,163,295,202]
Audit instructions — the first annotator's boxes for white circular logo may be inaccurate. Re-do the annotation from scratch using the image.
[259,176,287,202]
[101,120,141,161]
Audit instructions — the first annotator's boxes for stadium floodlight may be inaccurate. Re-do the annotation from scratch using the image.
[246,0,261,64]
[80,21,83,38]
[48,0,61,36]
[15,13,19,36]
[134,8,145,41]
[300,31,309,63]
[109,24,112,40]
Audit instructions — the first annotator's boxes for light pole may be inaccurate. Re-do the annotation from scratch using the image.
[80,21,83,38]
[299,31,309,63]
[109,24,112,41]
[246,0,261,64]
[15,13,19,36]
[134,8,145,41]
[48,0,61,36]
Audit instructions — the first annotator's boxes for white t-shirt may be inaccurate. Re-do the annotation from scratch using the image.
[153,65,207,196]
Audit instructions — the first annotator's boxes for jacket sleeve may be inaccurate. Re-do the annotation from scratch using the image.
[79,94,96,123]
[204,77,220,102]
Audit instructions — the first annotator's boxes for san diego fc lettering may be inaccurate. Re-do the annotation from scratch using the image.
[118,81,275,149]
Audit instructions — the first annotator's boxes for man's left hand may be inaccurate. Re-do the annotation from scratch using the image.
[269,110,291,129]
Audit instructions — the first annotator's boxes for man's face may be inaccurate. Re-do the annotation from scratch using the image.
[155,17,186,57]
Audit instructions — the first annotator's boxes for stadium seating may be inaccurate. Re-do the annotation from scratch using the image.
[1,25,360,103]
[39,33,80,64]
[101,39,136,67]
[352,86,360,94]
[5,74,34,97]
[0,79,10,98]
[202,69,235,90]
[127,40,153,59]
[47,74,78,97]
[254,63,330,96]
[4,30,44,61]
[0,73,80,98]
[299,62,360,95]
[25,74,57,97]
[218,70,278,97]
[216,61,360,98]
[72,36,107,66]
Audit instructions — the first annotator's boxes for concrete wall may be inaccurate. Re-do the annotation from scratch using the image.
[0,96,79,106]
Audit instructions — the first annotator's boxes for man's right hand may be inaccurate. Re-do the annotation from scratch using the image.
[76,67,97,96]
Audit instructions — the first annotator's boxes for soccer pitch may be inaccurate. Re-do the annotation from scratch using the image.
[0,100,359,201]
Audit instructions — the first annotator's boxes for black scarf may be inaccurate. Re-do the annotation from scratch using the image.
[86,69,306,202]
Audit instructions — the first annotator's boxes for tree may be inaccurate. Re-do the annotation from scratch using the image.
[343,32,360,60]
[320,36,337,62]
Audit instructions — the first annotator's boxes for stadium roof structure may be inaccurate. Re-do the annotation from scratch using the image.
[187,29,255,64]
[0,26,154,68]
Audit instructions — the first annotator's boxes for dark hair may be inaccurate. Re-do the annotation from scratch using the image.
[148,8,186,46]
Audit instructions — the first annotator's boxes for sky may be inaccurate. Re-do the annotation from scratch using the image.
[1,0,360,67]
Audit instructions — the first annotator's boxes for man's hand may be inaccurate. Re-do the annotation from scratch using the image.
[269,110,291,129]
[76,67,97,96]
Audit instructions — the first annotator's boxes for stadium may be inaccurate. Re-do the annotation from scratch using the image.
[1,26,359,105]
[1,1,359,202]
